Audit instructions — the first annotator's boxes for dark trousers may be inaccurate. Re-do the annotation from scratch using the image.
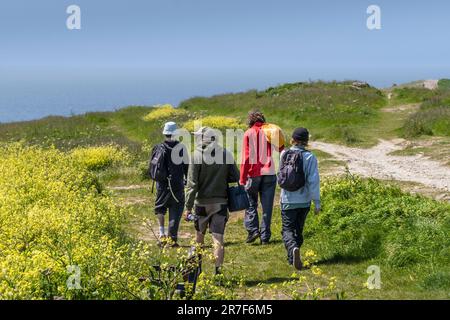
[281,207,310,264]
[244,175,277,242]
[155,183,184,242]
[155,199,184,242]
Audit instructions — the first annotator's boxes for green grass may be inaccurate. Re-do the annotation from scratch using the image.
[112,172,449,300]
[180,81,387,146]
[390,87,436,105]
[438,79,450,90]
[403,88,450,138]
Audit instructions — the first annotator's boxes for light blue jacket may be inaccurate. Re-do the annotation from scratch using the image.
[279,145,321,209]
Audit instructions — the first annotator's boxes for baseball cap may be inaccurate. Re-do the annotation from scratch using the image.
[292,127,310,142]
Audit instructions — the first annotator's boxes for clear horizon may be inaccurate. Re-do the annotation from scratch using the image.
[1,0,450,122]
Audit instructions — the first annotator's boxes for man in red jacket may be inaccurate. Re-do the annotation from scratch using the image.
[240,110,284,244]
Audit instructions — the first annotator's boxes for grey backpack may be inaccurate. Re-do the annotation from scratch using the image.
[277,149,306,192]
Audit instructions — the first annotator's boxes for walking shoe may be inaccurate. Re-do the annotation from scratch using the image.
[292,247,303,271]
[246,232,260,244]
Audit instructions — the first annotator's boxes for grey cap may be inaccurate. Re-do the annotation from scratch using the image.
[163,121,177,135]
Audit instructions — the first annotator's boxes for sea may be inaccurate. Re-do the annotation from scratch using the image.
[1,67,448,123]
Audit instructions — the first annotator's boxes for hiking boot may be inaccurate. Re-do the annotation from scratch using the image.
[246,232,260,244]
[292,247,303,271]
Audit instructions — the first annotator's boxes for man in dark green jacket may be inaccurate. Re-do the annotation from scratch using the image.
[184,127,240,275]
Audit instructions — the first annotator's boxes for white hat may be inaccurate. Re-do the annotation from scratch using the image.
[163,122,177,135]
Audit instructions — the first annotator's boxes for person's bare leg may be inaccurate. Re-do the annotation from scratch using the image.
[196,231,205,245]
[156,214,165,238]
[212,233,224,273]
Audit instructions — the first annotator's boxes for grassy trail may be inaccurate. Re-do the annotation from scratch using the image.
[108,179,449,300]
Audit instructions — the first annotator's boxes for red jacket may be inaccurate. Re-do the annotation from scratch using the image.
[240,122,284,185]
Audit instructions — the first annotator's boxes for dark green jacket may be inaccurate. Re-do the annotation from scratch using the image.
[185,142,240,210]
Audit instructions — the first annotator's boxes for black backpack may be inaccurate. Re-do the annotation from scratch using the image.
[149,143,170,182]
[277,149,306,192]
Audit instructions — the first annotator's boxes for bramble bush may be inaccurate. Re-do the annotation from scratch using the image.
[70,145,132,171]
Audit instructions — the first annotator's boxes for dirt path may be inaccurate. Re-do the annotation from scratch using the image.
[423,79,439,90]
[311,139,450,194]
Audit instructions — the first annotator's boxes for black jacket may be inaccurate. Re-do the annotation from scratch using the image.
[154,140,189,208]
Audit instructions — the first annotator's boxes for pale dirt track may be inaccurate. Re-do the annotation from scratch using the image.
[311,139,450,194]
[423,79,439,90]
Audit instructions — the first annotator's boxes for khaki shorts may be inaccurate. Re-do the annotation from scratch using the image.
[194,204,228,235]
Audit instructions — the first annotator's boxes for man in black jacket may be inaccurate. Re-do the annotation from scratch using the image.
[153,122,189,247]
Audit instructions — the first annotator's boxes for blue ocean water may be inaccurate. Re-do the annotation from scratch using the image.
[1,67,448,123]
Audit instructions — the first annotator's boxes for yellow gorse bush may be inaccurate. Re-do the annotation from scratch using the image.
[70,145,131,171]
[143,104,188,122]
[0,145,237,300]
[0,143,152,299]
[183,116,243,132]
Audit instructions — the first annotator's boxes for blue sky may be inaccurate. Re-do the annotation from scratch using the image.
[1,0,449,70]
[1,1,450,122]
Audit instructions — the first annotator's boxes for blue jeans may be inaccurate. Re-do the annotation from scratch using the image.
[244,175,277,242]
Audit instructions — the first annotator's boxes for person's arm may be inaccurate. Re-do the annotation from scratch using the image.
[239,131,250,185]
[307,153,321,211]
[228,161,241,184]
[185,161,200,212]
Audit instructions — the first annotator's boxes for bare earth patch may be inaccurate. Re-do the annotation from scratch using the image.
[108,184,148,191]
[423,79,439,90]
[382,103,420,113]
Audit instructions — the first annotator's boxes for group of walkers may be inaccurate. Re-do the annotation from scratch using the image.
[149,110,320,274]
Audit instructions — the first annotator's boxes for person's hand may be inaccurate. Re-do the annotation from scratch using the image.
[184,210,192,222]
[314,207,321,215]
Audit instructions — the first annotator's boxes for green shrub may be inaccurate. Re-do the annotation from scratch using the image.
[306,175,450,268]
[403,88,450,137]
[392,87,435,104]
[438,79,450,90]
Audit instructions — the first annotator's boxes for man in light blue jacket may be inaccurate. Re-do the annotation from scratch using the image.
[279,128,321,270]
